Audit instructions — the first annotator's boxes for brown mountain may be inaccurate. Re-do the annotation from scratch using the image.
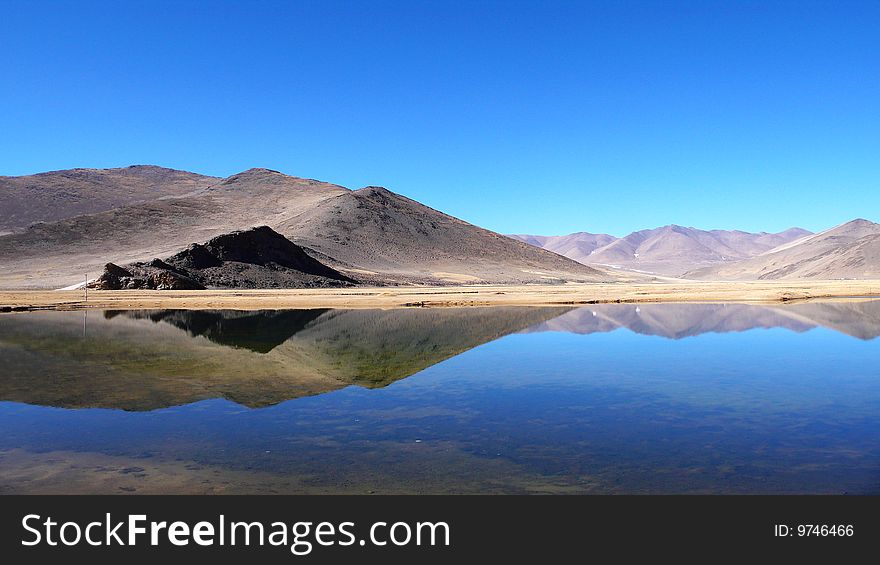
[687,219,880,280]
[0,167,612,288]
[512,225,811,276]
[0,165,219,235]
[277,186,610,284]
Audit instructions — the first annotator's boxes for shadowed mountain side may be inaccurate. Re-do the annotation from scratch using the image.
[277,186,613,285]
[0,306,570,410]
[741,233,880,280]
[0,165,220,233]
[524,301,880,340]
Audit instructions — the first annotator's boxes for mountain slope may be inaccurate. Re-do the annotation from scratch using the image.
[0,165,220,234]
[783,233,880,279]
[279,186,610,284]
[687,219,880,280]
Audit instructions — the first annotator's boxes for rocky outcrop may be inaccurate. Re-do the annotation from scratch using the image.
[91,226,357,290]
[91,261,206,290]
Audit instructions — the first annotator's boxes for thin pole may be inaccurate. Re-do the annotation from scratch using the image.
[84,273,88,303]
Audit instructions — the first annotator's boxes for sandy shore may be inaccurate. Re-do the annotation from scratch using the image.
[1,280,879,311]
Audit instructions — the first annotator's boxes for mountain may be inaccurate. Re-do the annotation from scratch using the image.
[508,232,617,263]
[512,226,812,276]
[0,167,613,288]
[687,219,880,280]
[92,226,356,290]
[278,186,610,284]
[0,165,219,235]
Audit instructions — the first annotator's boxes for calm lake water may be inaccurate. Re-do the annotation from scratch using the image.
[1,302,880,494]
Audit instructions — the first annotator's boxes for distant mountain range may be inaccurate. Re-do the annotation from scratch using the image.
[512,219,880,280]
[510,225,814,276]
[1,164,878,288]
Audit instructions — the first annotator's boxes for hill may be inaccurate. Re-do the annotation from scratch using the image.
[279,186,610,284]
[92,226,356,290]
[0,165,219,234]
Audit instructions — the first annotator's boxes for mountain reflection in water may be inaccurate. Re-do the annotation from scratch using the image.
[0,301,879,412]
[2,301,880,494]
[0,306,569,410]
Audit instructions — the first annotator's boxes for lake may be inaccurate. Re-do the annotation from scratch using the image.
[1,301,879,494]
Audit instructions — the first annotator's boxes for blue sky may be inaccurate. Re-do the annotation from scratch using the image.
[1,0,878,236]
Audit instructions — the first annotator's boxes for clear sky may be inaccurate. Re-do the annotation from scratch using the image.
[1,0,878,236]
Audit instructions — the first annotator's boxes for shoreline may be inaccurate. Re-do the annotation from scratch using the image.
[2,280,880,311]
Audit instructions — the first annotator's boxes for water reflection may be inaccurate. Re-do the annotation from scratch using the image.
[1,301,879,494]
[105,309,331,353]
[0,306,569,410]
[526,301,880,340]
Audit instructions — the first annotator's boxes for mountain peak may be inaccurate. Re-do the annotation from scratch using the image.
[654,224,692,235]
[356,185,393,196]
[844,218,877,227]
[221,168,286,184]
[822,218,880,237]
[777,227,812,236]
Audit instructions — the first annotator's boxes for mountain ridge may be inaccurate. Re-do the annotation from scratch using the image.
[511,225,813,276]
[0,166,615,288]
[0,165,220,234]
[3,164,878,286]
